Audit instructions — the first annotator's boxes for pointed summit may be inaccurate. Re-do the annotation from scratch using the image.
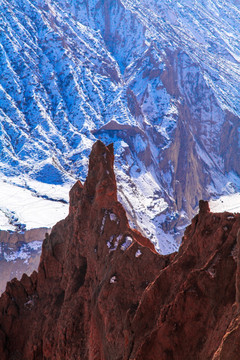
[0,141,164,358]
[83,140,117,207]
[1,142,240,360]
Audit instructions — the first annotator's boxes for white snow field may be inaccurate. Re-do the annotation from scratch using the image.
[210,193,240,214]
[0,176,70,231]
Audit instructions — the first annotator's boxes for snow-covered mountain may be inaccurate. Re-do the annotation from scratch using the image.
[0,0,239,253]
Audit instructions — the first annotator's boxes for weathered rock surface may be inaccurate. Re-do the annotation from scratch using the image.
[0,141,240,360]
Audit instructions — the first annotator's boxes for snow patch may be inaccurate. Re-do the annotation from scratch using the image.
[107,235,114,249]
[27,241,42,251]
[135,249,142,258]
[110,276,117,284]
[2,240,43,263]
[210,192,240,213]
[121,236,133,251]
[114,234,123,249]
[100,210,108,233]
[0,176,70,231]
[108,234,122,252]
[109,213,118,222]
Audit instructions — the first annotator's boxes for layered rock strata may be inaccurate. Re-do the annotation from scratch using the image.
[0,141,240,360]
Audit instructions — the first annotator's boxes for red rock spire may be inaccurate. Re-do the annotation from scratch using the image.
[83,141,117,207]
[0,141,240,360]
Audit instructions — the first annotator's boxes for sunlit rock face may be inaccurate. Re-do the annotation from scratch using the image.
[0,141,240,360]
[0,0,240,252]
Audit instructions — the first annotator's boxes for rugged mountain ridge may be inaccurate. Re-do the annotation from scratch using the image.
[0,141,240,359]
[0,0,240,252]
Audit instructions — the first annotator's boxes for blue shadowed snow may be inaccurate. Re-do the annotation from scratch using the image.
[34,164,65,185]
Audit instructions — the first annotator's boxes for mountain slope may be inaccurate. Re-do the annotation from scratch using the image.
[0,0,239,252]
[0,228,50,295]
[0,141,240,359]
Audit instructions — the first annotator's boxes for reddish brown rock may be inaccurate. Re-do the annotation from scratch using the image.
[0,140,240,360]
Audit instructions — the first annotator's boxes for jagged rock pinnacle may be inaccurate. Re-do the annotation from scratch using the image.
[0,142,240,360]
[199,199,210,214]
[83,141,117,207]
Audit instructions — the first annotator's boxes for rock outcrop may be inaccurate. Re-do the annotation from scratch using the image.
[0,141,240,360]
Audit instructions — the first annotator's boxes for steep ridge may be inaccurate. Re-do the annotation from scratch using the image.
[0,0,240,252]
[0,141,240,359]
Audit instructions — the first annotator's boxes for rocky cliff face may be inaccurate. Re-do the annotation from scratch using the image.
[0,141,240,360]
